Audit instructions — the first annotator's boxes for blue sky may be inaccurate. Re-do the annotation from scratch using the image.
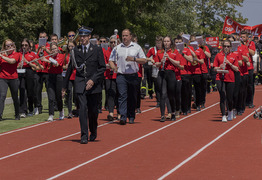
[236,0,262,26]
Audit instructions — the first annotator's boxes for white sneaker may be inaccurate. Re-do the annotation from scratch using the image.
[34,108,39,115]
[227,110,233,121]
[222,115,227,122]
[59,109,64,120]
[20,113,26,118]
[47,115,54,122]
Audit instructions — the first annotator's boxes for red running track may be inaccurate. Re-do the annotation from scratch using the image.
[0,86,262,179]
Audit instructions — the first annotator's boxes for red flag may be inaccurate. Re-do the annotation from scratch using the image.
[222,16,262,36]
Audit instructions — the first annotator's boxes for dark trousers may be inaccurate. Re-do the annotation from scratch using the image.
[216,80,235,116]
[105,79,118,113]
[77,92,99,138]
[157,70,176,116]
[200,73,208,105]
[233,71,241,110]
[19,69,35,113]
[181,74,192,113]
[175,80,182,111]
[67,80,78,114]
[192,74,202,107]
[137,77,142,109]
[237,75,248,112]
[116,73,139,120]
[141,67,153,96]
[246,69,254,106]
[0,78,19,117]
[152,77,160,103]
[35,72,49,111]
[47,74,63,115]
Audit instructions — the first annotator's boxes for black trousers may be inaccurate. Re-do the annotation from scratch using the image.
[0,78,19,117]
[157,70,176,116]
[175,80,182,112]
[233,71,241,110]
[246,69,254,106]
[141,67,153,96]
[47,74,63,115]
[192,74,202,107]
[137,77,142,109]
[35,72,49,111]
[67,80,78,114]
[105,79,118,113]
[18,69,35,113]
[181,74,192,113]
[77,92,99,139]
[200,73,208,105]
[152,77,160,103]
[237,75,248,112]
[216,80,235,116]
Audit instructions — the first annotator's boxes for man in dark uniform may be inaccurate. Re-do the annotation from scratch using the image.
[62,26,106,144]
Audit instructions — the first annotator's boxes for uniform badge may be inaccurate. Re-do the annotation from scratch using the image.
[78,48,81,51]
[90,47,93,51]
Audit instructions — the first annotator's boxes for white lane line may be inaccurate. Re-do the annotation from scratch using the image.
[46,102,219,180]
[158,107,259,180]
[0,122,50,137]
[0,107,156,161]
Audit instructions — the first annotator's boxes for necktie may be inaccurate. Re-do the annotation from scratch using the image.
[84,46,87,56]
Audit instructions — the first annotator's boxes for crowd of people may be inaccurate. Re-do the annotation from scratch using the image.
[0,26,260,143]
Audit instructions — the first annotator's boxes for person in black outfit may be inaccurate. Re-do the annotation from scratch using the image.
[62,26,106,144]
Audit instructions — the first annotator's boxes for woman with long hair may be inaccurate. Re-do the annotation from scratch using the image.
[213,40,239,122]
[18,38,42,117]
[155,36,181,122]
[0,39,20,120]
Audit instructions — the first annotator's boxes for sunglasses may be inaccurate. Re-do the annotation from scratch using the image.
[223,45,231,48]
[68,35,75,37]
[110,41,116,44]
[5,44,13,48]
[100,40,106,43]
[22,44,29,47]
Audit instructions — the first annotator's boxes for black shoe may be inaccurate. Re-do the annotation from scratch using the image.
[98,109,102,113]
[129,118,134,124]
[187,109,191,114]
[156,102,160,108]
[15,116,20,120]
[141,95,145,99]
[236,111,242,116]
[136,108,141,114]
[68,113,73,119]
[196,106,201,111]
[0,116,2,121]
[149,95,153,99]
[80,135,88,144]
[38,107,42,114]
[107,114,114,121]
[119,119,126,125]
[249,104,254,108]
[201,104,205,109]
[171,114,176,121]
[90,133,97,141]
[160,116,165,122]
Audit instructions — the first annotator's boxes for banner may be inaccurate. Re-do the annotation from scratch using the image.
[222,16,262,36]
[206,37,219,47]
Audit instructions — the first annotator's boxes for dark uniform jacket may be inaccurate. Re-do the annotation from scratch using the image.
[63,43,106,94]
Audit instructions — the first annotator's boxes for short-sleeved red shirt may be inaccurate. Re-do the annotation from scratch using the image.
[155,49,180,72]
[247,41,256,70]
[187,46,204,74]
[180,48,192,75]
[104,47,117,79]
[46,53,65,74]
[0,51,20,79]
[19,51,36,68]
[200,46,210,74]
[213,51,238,82]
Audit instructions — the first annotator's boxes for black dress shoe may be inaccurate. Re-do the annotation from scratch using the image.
[160,116,165,122]
[129,118,134,124]
[196,106,201,111]
[182,112,188,116]
[107,114,114,121]
[136,108,141,114]
[90,133,97,141]
[119,119,126,125]
[171,114,176,121]
[156,102,160,108]
[187,109,191,114]
[15,116,20,120]
[249,104,254,108]
[98,109,102,113]
[80,139,88,144]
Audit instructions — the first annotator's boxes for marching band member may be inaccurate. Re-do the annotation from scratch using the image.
[0,39,20,120]
[155,36,180,122]
[188,35,205,111]
[105,35,120,121]
[18,39,41,117]
[42,42,65,121]
[213,40,239,122]
[240,31,256,108]
[63,40,77,118]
